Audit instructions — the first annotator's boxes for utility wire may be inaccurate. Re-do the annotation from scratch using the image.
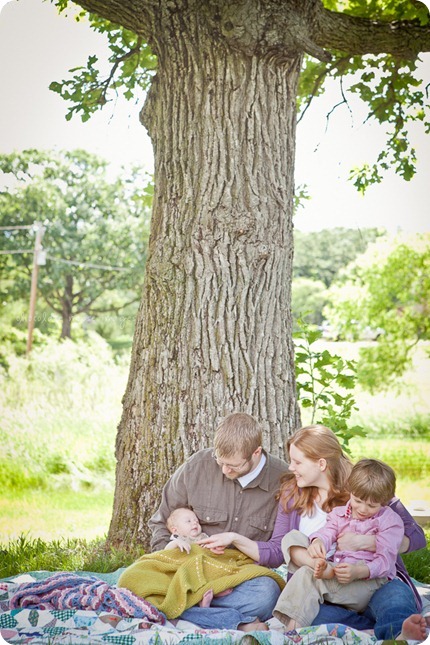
[0,249,33,255]
[0,225,35,231]
[49,257,130,272]
[0,249,132,271]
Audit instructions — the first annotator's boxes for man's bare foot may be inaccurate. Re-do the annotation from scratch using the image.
[314,558,335,580]
[214,587,233,597]
[396,614,427,642]
[199,589,214,607]
[238,619,269,632]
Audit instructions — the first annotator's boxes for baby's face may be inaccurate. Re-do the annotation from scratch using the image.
[173,509,202,538]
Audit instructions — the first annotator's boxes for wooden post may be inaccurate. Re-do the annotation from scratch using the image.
[26,223,45,355]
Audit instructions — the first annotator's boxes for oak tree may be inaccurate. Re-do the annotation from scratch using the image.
[52,0,430,547]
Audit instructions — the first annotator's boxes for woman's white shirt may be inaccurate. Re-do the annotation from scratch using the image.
[299,502,327,536]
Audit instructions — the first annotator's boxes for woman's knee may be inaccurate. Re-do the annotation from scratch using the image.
[281,529,308,549]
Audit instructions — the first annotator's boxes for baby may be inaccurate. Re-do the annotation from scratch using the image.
[165,507,209,553]
[164,507,232,607]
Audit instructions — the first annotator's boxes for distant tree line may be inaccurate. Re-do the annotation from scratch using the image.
[292,227,383,326]
[2,150,428,396]
[0,149,152,349]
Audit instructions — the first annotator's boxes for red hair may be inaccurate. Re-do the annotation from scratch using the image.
[278,425,353,515]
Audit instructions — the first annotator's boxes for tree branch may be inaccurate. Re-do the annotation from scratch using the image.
[42,294,63,315]
[76,295,141,315]
[67,0,430,64]
[315,7,430,59]
[63,0,155,41]
[99,37,144,105]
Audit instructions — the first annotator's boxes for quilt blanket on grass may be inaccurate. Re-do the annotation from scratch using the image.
[0,570,428,645]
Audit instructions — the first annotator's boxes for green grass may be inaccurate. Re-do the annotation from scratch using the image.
[402,532,430,584]
[0,534,144,579]
[107,335,133,352]
[1,528,429,584]
[0,488,114,543]
[350,437,430,505]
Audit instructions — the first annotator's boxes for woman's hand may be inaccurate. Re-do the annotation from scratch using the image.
[337,532,376,552]
[198,532,260,561]
[197,532,235,554]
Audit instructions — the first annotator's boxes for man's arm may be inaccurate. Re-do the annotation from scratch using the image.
[148,460,190,551]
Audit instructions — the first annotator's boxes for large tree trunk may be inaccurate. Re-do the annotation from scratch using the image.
[108,10,301,548]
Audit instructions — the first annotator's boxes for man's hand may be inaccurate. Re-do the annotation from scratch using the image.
[308,538,326,559]
[334,562,369,584]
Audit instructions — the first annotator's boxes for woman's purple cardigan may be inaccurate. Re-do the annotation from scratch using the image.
[256,495,426,611]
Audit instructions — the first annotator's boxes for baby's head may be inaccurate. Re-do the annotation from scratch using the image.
[166,507,202,538]
[347,458,396,520]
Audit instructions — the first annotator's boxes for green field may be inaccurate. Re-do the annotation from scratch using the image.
[0,337,429,543]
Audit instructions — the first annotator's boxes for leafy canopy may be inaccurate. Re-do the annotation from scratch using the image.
[50,0,429,192]
[50,5,156,122]
[0,149,151,338]
[299,0,429,190]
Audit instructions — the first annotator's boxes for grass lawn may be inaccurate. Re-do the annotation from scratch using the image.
[0,488,113,543]
[349,438,430,505]
[1,338,429,578]
[2,474,427,545]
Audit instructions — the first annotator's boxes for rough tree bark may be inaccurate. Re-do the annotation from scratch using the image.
[69,0,430,548]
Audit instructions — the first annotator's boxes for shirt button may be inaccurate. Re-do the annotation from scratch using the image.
[234,517,238,522]
[206,516,210,521]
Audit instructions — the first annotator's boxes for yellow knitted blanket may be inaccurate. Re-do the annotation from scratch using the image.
[118,545,285,619]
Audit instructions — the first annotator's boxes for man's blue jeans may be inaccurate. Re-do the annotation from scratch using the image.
[180,577,281,629]
[312,578,418,640]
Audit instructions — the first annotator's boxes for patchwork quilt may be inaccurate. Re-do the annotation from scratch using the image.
[0,569,428,645]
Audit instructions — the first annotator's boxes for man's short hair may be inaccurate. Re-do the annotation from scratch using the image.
[214,412,262,458]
